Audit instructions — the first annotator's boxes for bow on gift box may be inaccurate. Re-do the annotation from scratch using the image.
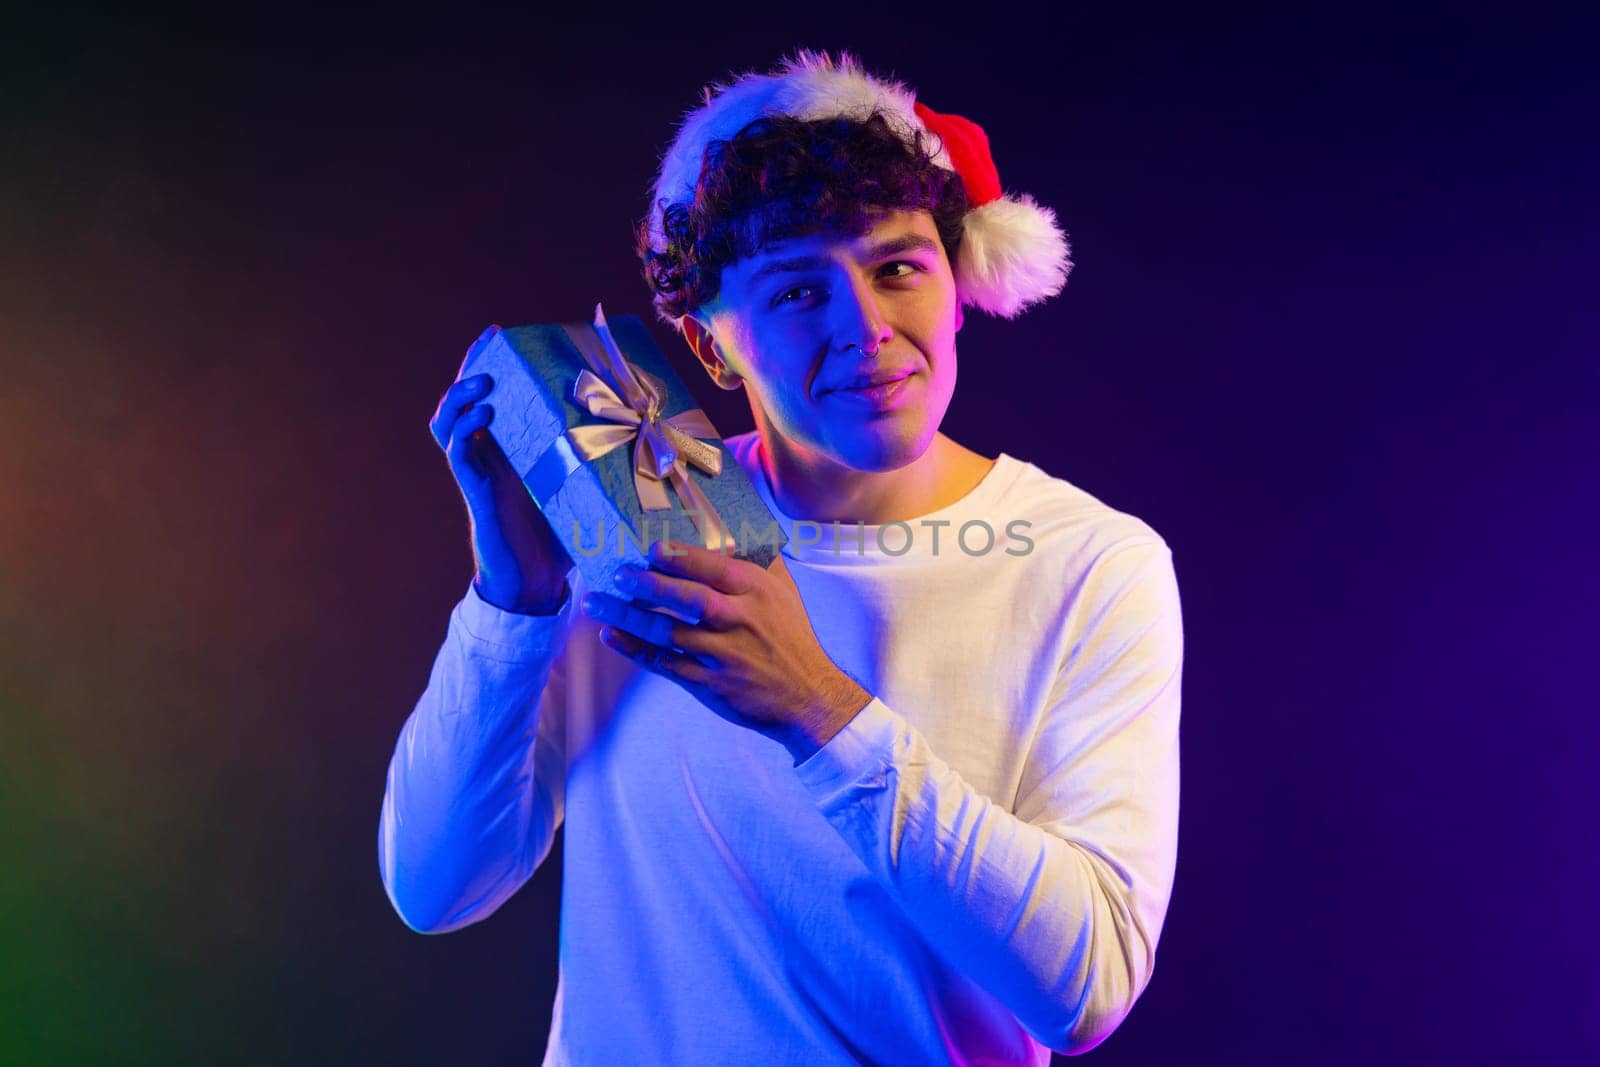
[560,305,736,551]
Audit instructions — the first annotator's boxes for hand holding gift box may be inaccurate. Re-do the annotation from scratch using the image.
[458,304,787,602]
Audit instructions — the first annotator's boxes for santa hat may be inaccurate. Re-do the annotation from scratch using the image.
[646,50,1073,321]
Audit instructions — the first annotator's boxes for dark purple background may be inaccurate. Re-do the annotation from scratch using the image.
[2,6,1595,1064]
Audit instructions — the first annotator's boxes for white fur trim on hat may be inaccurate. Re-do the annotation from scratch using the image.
[647,49,1069,320]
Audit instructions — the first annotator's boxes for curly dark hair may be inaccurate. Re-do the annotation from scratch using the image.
[637,112,969,321]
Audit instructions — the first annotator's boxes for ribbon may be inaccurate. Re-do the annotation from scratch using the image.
[551,308,735,552]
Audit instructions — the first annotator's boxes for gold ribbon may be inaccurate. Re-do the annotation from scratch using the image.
[560,308,735,552]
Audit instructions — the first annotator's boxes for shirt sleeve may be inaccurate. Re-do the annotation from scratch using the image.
[793,539,1183,1055]
[377,578,575,934]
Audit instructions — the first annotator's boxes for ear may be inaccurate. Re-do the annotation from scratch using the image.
[954,300,965,333]
[680,314,743,392]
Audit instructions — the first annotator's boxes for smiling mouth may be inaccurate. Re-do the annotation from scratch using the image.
[826,370,916,406]
[827,370,915,395]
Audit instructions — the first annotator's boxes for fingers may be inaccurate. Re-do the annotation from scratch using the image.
[598,625,712,684]
[446,400,495,487]
[430,373,492,450]
[613,564,721,628]
[583,592,711,657]
[646,539,755,595]
[432,324,501,450]
[430,373,505,494]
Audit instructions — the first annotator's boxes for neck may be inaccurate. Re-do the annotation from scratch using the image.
[755,430,994,525]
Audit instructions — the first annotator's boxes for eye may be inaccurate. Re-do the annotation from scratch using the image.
[772,284,821,308]
[878,260,925,280]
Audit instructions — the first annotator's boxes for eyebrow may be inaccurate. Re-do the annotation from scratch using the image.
[746,232,941,282]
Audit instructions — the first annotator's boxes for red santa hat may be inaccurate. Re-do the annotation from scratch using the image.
[646,50,1073,320]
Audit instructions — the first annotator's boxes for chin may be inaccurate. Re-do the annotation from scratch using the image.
[826,421,938,473]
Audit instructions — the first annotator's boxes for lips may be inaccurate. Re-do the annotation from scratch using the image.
[826,368,915,394]
[825,370,916,410]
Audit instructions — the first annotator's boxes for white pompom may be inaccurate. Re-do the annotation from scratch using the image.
[954,195,1073,319]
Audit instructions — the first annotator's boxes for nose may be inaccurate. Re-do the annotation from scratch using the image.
[835,272,893,357]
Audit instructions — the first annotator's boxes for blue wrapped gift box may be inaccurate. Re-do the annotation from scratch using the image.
[458,310,788,598]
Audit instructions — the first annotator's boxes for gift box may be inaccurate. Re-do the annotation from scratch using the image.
[458,307,788,598]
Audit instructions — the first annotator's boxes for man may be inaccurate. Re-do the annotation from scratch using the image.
[379,51,1183,1064]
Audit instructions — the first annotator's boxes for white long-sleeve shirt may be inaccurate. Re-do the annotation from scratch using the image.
[379,431,1183,1063]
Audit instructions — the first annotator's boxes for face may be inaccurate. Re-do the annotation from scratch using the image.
[685,208,964,474]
